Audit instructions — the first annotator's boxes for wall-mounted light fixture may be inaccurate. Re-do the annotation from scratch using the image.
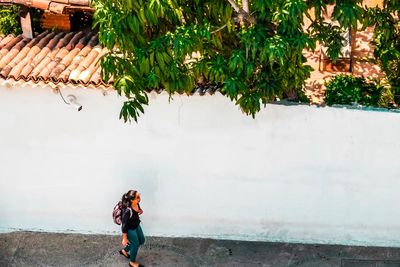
[65,94,83,111]
[55,87,83,111]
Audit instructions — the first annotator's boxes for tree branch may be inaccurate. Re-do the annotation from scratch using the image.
[211,24,227,34]
[227,0,255,25]
[243,0,249,13]
[227,0,240,12]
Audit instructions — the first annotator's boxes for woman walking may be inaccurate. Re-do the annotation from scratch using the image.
[119,190,145,267]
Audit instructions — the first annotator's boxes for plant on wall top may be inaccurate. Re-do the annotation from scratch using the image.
[325,74,395,108]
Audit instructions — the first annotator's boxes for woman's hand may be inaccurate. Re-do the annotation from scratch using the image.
[138,209,143,215]
[122,235,129,246]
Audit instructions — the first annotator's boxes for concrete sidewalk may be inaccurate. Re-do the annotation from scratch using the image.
[1,232,400,267]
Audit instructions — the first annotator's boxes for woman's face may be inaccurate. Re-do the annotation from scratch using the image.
[133,192,141,203]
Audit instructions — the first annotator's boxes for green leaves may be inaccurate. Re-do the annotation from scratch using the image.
[127,15,140,34]
[120,98,148,123]
[310,22,345,61]
[363,2,400,104]
[228,50,246,73]
[332,1,362,30]
[0,5,21,35]
[262,35,289,66]
[276,0,308,34]
[117,75,149,123]
[92,0,380,122]
[223,78,246,100]
[325,74,394,108]
[208,55,227,82]
[236,93,262,118]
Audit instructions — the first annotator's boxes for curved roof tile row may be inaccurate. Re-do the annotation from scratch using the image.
[0,30,109,87]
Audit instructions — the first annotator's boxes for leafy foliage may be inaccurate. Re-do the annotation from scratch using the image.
[0,5,21,35]
[363,1,400,104]
[93,0,362,122]
[325,74,394,108]
[0,7,43,36]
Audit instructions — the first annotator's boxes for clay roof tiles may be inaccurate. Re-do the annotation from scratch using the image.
[0,31,108,87]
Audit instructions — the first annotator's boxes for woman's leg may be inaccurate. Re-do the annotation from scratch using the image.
[127,229,140,262]
[136,225,145,245]
[123,243,131,255]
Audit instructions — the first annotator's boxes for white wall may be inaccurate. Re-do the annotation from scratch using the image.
[1,83,400,247]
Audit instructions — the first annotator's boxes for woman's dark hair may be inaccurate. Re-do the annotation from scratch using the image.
[121,190,137,209]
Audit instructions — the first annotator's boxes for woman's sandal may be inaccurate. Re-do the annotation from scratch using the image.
[128,263,144,267]
[119,249,130,259]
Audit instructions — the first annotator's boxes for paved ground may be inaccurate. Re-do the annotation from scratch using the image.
[1,231,400,267]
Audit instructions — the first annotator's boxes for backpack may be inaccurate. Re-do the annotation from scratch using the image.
[112,201,132,225]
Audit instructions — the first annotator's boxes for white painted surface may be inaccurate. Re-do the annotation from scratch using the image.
[1,83,400,247]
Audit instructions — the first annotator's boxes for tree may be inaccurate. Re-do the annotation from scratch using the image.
[92,0,364,122]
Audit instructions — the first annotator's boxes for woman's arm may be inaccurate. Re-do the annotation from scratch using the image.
[121,209,130,246]
[138,203,143,215]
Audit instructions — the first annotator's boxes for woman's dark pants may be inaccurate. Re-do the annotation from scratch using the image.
[124,225,145,262]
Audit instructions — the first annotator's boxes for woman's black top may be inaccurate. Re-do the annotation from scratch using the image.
[121,207,140,233]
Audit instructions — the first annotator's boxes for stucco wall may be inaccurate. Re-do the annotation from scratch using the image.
[1,84,400,247]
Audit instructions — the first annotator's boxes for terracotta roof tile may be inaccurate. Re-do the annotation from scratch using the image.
[0,36,23,60]
[0,32,47,77]
[89,64,103,85]
[78,47,106,83]
[0,38,30,70]
[11,32,57,79]
[23,32,64,79]
[36,32,77,80]
[58,33,98,82]
[0,35,15,48]
[0,31,109,88]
